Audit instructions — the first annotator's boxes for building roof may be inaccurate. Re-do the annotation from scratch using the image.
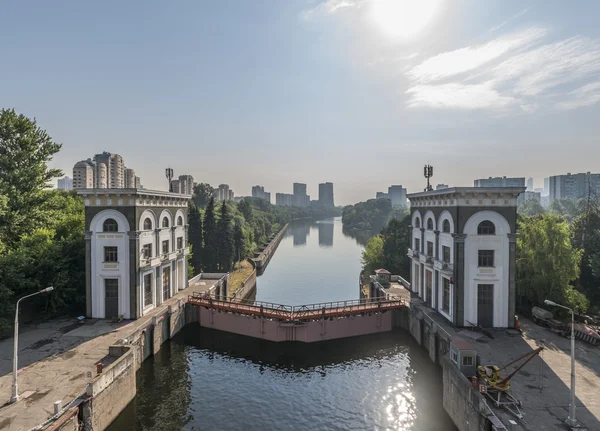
[76,188,192,199]
[451,338,475,350]
[375,268,391,275]
[407,186,526,199]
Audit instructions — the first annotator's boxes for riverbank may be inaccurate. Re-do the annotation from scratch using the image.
[251,223,288,274]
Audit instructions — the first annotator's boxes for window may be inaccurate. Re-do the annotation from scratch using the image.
[477,220,495,235]
[415,217,421,228]
[478,250,494,267]
[462,356,473,366]
[177,216,183,226]
[427,218,433,230]
[105,279,118,296]
[143,273,153,307]
[414,238,420,252]
[142,244,152,259]
[427,241,433,256]
[442,246,450,263]
[143,218,152,230]
[103,218,118,232]
[451,350,458,364]
[162,240,170,255]
[162,217,169,228]
[442,277,450,313]
[443,219,451,233]
[104,246,118,262]
[177,237,183,250]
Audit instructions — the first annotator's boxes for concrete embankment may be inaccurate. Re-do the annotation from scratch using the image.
[252,223,288,274]
[231,258,257,302]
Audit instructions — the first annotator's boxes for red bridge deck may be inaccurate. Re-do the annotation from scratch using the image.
[187,293,406,322]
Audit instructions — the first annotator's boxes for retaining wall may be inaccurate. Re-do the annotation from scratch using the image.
[232,259,257,302]
[252,223,288,273]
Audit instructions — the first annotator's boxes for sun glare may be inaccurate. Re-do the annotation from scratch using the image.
[371,0,441,40]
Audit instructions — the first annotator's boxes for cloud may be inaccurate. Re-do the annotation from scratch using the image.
[405,28,600,111]
[407,28,546,83]
[488,8,530,33]
[556,82,600,110]
[406,82,514,109]
[300,0,364,20]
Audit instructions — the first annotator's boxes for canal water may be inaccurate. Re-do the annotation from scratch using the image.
[108,218,457,431]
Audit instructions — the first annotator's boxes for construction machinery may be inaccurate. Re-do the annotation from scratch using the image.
[477,347,544,420]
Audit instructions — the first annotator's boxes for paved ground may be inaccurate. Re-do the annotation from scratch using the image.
[415,300,600,431]
[0,279,218,431]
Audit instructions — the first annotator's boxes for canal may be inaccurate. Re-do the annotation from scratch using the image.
[108,218,457,431]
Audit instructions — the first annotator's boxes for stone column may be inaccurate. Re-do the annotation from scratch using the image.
[420,227,425,253]
[452,233,467,326]
[434,230,440,260]
[84,231,93,317]
[128,231,141,319]
[507,233,517,328]
[434,270,439,311]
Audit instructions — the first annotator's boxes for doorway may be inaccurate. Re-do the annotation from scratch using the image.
[163,267,171,302]
[104,279,119,319]
[477,284,494,327]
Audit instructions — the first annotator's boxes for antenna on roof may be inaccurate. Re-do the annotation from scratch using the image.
[165,168,174,192]
[424,164,433,192]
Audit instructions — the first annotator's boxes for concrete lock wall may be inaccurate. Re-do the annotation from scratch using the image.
[253,223,288,272]
[84,347,136,431]
[232,259,257,301]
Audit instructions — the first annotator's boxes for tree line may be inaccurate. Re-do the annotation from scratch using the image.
[342,198,408,233]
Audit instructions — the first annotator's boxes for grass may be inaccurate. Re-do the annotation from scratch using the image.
[228,260,254,297]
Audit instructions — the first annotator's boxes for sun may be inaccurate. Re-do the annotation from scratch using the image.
[370,0,441,40]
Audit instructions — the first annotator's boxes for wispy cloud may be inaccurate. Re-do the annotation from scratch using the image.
[300,0,364,20]
[488,8,530,33]
[407,28,546,83]
[406,28,600,111]
[406,82,514,109]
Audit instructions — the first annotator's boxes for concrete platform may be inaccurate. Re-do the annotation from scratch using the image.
[0,279,218,431]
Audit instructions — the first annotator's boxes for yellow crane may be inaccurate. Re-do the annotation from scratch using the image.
[477,347,544,392]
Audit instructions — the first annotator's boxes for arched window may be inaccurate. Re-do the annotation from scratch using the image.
[415,217,421,228]
[177,216,183,226]
[477,220,496,235]
[427,218,433,230]
[143,218,152,230]
[103,218,118,232]
[162,217,169,228]
[443,220,451,233]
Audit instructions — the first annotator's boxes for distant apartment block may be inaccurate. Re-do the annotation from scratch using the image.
[292,182,309,207]
[543,177,549,196]
[73,151,140,190]
[375,185,408,207]
[318,182,335,206]
[474,177,526,188]
[526,177,534,192]
[252,185,271,203]
[517,191,541,205]
[57,176,73,191]
[275,193,293,207]
[216,184,234,201]
[549,172,600,202]
[171,175,194,195]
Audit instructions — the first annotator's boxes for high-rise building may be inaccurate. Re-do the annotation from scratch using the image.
[275,193,293,207]
[543,177,549,196]
[318,182,334,206]
[135,176,141,188]
[517,191,541,205]
[178,175,194,195]
[216,184,233,201]
[125,168,136,188]
[57,176,73,191]
[96,162,107,188]
[549,172,600,202]
[170,179,180,193]
[526,177,534,192]
[292,183,309,207]
[388,185,407,207]
[73,160,96,189]
[94,152,125,188]
[376,192,389,200]
[474,177,526,188]
[252,185,271,203]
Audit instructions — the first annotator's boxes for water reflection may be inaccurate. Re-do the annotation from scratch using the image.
[109,326,456,431]
[291,221,310,246]
[342,225,377,247]
[317,219,334,247]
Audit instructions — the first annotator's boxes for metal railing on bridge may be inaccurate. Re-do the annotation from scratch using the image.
[187,292,405,321]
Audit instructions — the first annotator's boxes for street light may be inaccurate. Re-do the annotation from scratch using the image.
[544,299,578,427]
[11,286,55,403]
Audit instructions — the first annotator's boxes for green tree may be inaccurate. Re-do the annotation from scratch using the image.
[202,197,218,271]
[216,201,234,271]
[342,198,393,233]
[233,222,245,262]
[571,206,600,305]
[188,203,204,274]
[517,214,586,312]
[238,199,253,222]
[361,235,384,276]
[548,198,579,222]
[0,109,62,247]
[518,199,545,216]
[381,215,411,279]
[192,183,215,208]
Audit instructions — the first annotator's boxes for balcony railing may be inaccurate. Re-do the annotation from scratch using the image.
[434,259,453,273]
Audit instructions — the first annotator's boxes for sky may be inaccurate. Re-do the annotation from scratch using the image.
[2,0,600,206]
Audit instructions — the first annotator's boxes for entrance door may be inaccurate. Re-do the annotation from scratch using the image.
[104,279,119,319]
[477,284,494,327]
[163,267,171,301]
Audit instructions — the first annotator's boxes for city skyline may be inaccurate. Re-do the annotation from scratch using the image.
[4,1,600,205]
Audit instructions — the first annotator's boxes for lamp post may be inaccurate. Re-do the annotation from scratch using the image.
[544,299,577,427]
[11,287,55,403]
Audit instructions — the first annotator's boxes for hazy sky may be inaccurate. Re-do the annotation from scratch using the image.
[2,1,600,205]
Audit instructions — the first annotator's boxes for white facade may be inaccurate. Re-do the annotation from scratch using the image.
[408,187,523,328]
[57,176,73,190]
